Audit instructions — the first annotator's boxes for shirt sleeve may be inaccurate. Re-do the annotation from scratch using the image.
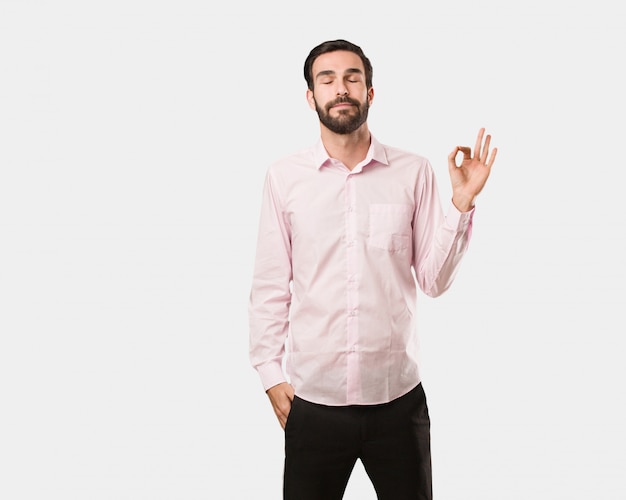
[412,162,474,297]
[248,168,293,391]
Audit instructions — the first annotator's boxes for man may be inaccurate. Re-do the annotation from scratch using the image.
[249,39,497,499]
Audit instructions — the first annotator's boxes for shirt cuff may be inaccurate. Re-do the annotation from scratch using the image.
[257,361,287,392]
[446,201,474,229]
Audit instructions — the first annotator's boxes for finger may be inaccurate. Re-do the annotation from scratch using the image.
[276,407,289,429]
[474,128,485,159]
[448,146,470,170]
[480,134,491,164]
[486,147,498,168]
[459,146,472,161]
[448,146,460,170]
[448,146,460,163]
[286,386,295,401]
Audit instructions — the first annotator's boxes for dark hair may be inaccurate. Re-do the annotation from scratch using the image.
[303,39,373,91]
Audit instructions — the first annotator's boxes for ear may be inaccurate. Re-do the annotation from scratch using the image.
[306,88,316,110]
[367,87,374,106]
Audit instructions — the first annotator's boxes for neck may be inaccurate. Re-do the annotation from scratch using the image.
[320,124,371,171]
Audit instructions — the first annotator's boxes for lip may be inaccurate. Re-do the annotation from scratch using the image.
[332,103,354,109]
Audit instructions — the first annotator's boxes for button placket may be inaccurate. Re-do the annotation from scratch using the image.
[345,174,361,402]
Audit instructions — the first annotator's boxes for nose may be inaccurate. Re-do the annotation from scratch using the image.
[336,83,349,96]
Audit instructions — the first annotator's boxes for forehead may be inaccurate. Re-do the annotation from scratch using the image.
[312,50,364,76]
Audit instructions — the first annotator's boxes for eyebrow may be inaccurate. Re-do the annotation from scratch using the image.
[315,68,364,80]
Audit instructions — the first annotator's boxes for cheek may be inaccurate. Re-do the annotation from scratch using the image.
[311,91,331,110]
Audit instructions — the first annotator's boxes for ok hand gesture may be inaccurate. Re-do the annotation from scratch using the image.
[448,128,497,212]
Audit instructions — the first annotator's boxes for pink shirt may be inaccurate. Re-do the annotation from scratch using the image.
[249,135,474,406]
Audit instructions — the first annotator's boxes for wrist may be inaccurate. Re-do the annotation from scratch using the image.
[452,195,475,213]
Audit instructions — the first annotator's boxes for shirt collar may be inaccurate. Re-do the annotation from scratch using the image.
[313,134,389,171]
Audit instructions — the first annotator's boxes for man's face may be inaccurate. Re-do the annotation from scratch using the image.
[307,50,373,135]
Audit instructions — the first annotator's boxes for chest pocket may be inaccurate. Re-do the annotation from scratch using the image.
[368,203,413,253]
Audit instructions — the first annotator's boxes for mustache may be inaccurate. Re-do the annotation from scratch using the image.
[325,96,361,111]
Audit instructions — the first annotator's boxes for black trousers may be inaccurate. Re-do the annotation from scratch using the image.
[283,383,432,500]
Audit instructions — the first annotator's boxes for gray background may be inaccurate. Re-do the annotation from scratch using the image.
[1,1,624,498]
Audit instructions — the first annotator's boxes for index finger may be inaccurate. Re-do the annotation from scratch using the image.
[459,146,472,162]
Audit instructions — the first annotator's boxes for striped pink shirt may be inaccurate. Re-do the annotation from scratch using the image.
[249,135,474,406]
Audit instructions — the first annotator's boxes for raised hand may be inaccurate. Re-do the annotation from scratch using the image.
[448,128,497,212]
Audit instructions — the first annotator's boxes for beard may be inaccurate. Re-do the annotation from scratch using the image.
[314,96,369,135]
